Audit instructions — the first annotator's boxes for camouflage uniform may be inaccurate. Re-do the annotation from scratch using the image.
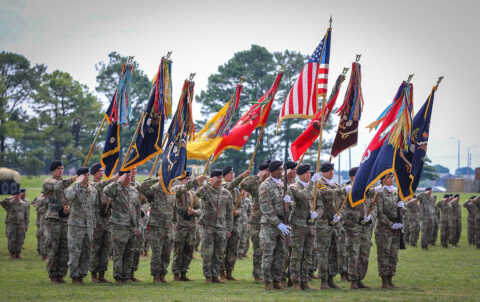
[142,203,151,255]
[171,179,200,276]
[406,199,421,246]
[103,180,141,281]
[240,175,264,279]
[197,182,233,279]
[130,179,144,275]
[65,182,97,279]
[1,197,29,255]
[259,177,287,283]
[431,204,440,245]
[472,197,480,248]
[463,199,476,245]
[436,198,451,247]
[417,192,436,249]
[237,197,251,255]
[43,177,75,279]
[375,187,401,277]
[403,203,411,243]
[32,195,48,257]
[288,180,315,283]
[89,178,115,275]
[450,200,462,245]
[139,178,177,277]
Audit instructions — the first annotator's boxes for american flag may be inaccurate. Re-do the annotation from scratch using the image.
[276,28,331,131]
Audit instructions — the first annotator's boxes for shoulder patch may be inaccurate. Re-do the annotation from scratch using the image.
[259,189,265,194]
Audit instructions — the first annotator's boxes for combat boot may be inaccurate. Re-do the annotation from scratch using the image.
[328,275,339,288]
[381,276,391,288]
[181,272,192,281]
[16,252,22,259]
[320,278,330,289]
[98,271,111,283]
[159,274,167,283]
[350,280,359,289]
[226,271,238,281]
[10,252,15,258]
[91,272,98,283]
[78,278,85,285]
[264,282,274,290]
[341,274,348,282]
[130,271,142,282]
[301,282,313,290]
[254,277,263,282]
[50,277,58,284]
[153,274,161,283]
[57,277,67,284]
[72,278,78,284]
[115,278,124,284]
[291,281,302,290]
[205,277,213,283]
[212,276,225,284]
[387,275,398,288]
[358,280,370,289]
[273,281,283,289]
[219,271,226,281]
[174,273,181,281]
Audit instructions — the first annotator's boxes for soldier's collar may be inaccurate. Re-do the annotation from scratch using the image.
[299,180,308,187]
[271,176,282,185]
[322,177,334,186]
[384,185,394,192]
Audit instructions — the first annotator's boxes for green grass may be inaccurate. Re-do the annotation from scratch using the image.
[0,176,479,301]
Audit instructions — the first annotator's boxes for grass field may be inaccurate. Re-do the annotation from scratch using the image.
[0,176,479,301]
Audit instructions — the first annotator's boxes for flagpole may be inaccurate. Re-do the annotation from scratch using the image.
[119,112,146,171]
[189,154,213,209]
[83,115,107,167]
[148,134,169,178]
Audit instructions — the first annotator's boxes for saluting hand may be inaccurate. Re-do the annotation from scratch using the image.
[196,175,206,183]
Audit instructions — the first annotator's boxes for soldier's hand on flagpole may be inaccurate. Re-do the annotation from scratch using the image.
[284,195,291,203]
[241,170,250,178]
[278,223,291,235]
[196,175,206,184]
[345,185,352,193]
[363,215,371,223]
[332,214,341,223]
[310,211,318,219]
[188,208,195,216]
[63,206,70,215]
[397,201,405,208]
[311,173,321,183]
[233,209,239,217]
[391,223,403,229]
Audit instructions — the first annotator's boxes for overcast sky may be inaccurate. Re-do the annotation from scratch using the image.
[1,0,479,173]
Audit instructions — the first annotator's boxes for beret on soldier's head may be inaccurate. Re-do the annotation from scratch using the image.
[20,188,26,193]
[50,160,63,171]
[443,194,449,198]
[449,194,454,197]
[346,180,352,185]
[471,196,477,200]
[119,170,130,176]
[454,194,460,198]
[12,190,20,196]
[425,187,432,191]
[259,160,271,171]
[210,169,223,178]
[90,163,102,175]
[222,166,233,176]
[285,161,297,170]
[180,167,192,179]
[320,162,334,172]
[76,167,89,176]
[296,164,311,175]
[349,167,359,177]
[268,160,283,172]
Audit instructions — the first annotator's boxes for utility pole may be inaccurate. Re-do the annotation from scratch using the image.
[457,140,460,176]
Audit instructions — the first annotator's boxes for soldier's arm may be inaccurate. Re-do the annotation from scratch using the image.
[225,174,246,191]
[240,176,255,195]
[172,178,199,194]
[226,192,234,232]
[65,183,81,203]
[195,184,208,200]
[289,181,314,203]
[25,202,30,228]
[462,200,470,208]
[259,185,282,226]
[376,193,393,228]
[314,189,325,218]
[1,198,12,210]
[139,178,158,200]
[103,181,120,201]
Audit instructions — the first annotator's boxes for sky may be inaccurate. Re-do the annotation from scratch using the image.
[1,0,479,173]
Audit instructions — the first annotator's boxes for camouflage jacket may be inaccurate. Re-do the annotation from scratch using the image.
[417,192,436,219]
[463,200,476,221]
[240,175,263,225]
[450,201,462,222]
[472,196,480,222]
[315,177,346,224]
[104,180,141,229]
[288,180,314,227]
[436,199,451,223]
[91,178,116,225]
[259,176,285,226]
[32,195,48,226]
[223,175,245,228]
[1,198,29,225]
[139,178,175,229]
[43,177,75,222]
[196,182,233,231]
[375,187,401,229]
[344,188,377,224]
[65,182,97,229]
[406,199,421,220]
[172,178,201,228]
[238,197,251,225]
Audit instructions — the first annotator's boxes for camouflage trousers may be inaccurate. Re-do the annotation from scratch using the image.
[143,228,150,254]
[220,226,240,272]
[404,219,410,243]
[421,217,434,249]
[5,223,25,254]
[375,226,400,276]
[250,223,262,278]
[195,223,201,250]
[467,219,475,245]
[345,221,372,281]
[475,219,480,248]
[440,221,450,246]
[260,224,286,283]
[408,219,421,245]
[132,230,144,272]
[237,223,249,254]
[45,219,69,278]
[452,219,462,245]
[289,225,314,283]
[111,224,136,281]
[90,223,111,273]
[201,225,227,278]
[338,224,347,275]
[172,226,195,274]
[431,217,439,245]
[67,225,92,278]
[36,222,47,256]
[149,226,173,276]
[315,222,340,279]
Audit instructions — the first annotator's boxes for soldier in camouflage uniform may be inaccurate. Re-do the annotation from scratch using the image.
[65,167,97,284]
[406,195,421,247]
[89,163,118,283]
[197,169,233,283]
[32,193,48,259]
[417,188,436,250]
[375,173,403,288]
[219,166,249,281]
[259,160,290,290]
[463,196,477,245]
[286,164,315,290]
[472,196,480,249]
[450,194,462,246]
[19,189,30,242]
[103,170,142,283]
[1,190,29,258]
[431,195,440,245]
[237,190,251,259]
[43,160,77,283]
[128,167,145,282]
[281,161,297,287]
[436,194,452,248]
[240,160,270,282]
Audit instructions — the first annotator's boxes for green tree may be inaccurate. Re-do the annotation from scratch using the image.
[420,157,439,181]
[434,164,449,174]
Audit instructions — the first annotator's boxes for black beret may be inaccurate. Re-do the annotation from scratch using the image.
[76,167,89,176]
[381,172,394,182]
[90,163,102,175]
[285,161,297,170]
[349,167,358,177]
[449,194,454,197]
[210,169,223,177]
[345,180,352,185]
[443,194,449,198]
[425,187,432,191]
[119,170,130,176]
[471,196,477,200]
[222,166,233,176]
[320,162,334,172]
[454,194,459,198]
[259,160,271,171]
[20,188,26,193]
[12,190,20,195]
[268,160,283,172]
[296,164,311,175]
[50,160,63,171]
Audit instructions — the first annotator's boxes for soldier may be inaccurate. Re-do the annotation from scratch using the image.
[219,166,250,281]
[403,198,411,244]
[436,194,452,248]
[32,193,48,260]
[142,202,151,257]
[240,160,270,282]
[287,164,315,290]
[89,163,119,283]
[375,173,403,288]
[237,190,251,259]
[472,196,480,249]
[128,167,144,282]
[259,160,290,290]
[1,190,29,258]
[103,170,142,283]
[463,196,477,245]
[65,167,97,284]
[417,188,436,250]
[19,189,30,239]
[43,160,77,283]
[431,195,440,246]
[196,169,233,283]
[450,194,462,246]
[406,196,421,247]
[281,160,297,286]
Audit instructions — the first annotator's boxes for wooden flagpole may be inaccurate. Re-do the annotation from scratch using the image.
[148,134,169,178]
[189,154,213,209]
[83,115,107,167]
